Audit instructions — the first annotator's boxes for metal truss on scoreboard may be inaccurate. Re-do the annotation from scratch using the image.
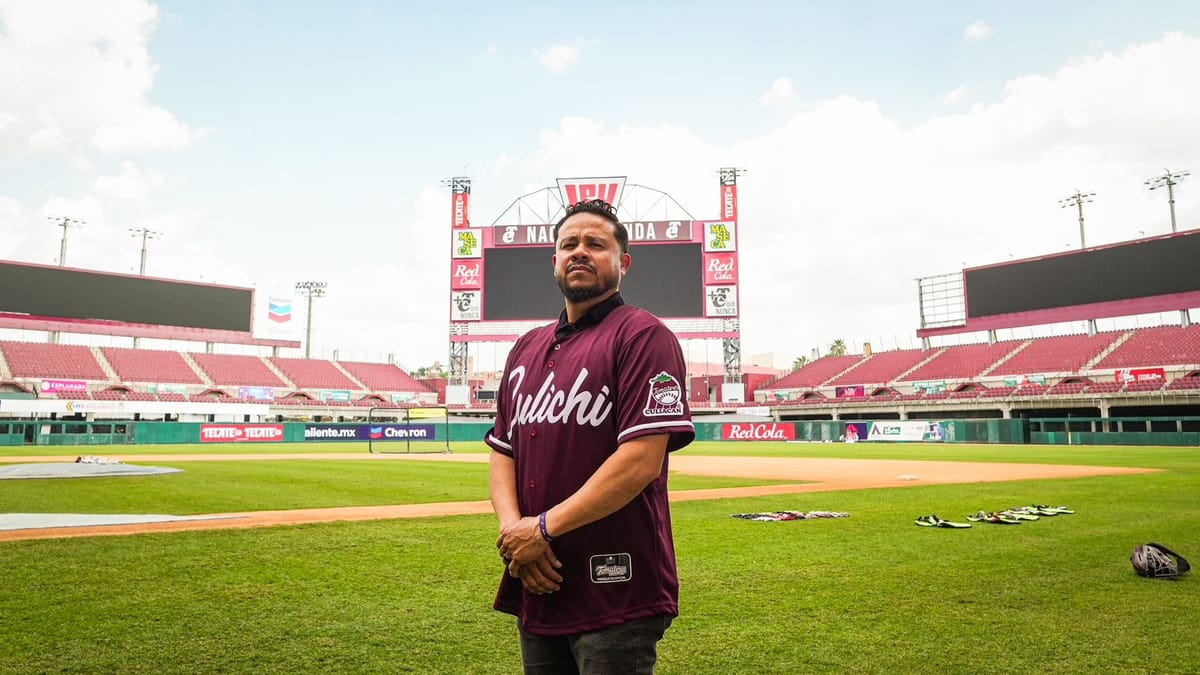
[488,183,697,228]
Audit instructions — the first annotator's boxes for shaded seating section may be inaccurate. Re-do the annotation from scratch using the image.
[900,342,1023,382]
[0,341,108,380]
[338,361,431,394]
[1012,383,1048,396]
[988,333,1121,376]
[950,388,983,399]
[1165,376,1200,391]
[269,357,358,389]
[827,349,928,386]
[190,353,287,387]
[101,347,204,384]
[1094,325,1200,369]
[1086,381,1122,394]
[1047,380,1089,395]
[767,355,863,389]
[981,386,1017,398]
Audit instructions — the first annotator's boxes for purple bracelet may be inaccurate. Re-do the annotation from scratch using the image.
[538,511,555,542]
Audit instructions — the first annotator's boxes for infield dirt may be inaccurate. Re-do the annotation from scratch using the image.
[0,453,1153,542]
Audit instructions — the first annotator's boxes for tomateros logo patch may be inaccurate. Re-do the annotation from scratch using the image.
[643,371,683,417]
[589,553,632,583]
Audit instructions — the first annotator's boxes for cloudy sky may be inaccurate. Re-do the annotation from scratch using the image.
[2,1,1199,372]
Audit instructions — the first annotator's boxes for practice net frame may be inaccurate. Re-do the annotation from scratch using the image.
[366,406,451,454]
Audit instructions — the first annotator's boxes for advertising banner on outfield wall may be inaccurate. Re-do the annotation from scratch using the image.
[200,424,284,443]
[722,423,796,441]
[865,421,946,442]
[303,424,436,441]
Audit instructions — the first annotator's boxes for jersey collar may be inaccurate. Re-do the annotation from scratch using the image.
[555,292,625,340]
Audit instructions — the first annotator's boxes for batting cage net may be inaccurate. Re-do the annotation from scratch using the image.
[366,406,451,454]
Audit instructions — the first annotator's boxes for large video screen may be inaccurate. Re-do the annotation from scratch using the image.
[965,231,1200,318]
[0,261,254,332]
[483,243,704,320]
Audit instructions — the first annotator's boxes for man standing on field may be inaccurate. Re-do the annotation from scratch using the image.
[487,199,695,674]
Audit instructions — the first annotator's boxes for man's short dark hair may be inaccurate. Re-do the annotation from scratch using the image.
[552,200,629,254]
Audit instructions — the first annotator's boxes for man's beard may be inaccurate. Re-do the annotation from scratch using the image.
[556,265,616,303]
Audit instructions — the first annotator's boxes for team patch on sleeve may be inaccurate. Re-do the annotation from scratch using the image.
[643,371,684,417]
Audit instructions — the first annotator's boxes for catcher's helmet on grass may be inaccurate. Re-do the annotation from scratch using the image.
[1130,543,1191,579]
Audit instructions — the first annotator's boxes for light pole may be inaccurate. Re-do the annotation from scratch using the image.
[128,228,163,275]
[295,281,327,359]
[1145,168,1190,233]
[47,216,85,266]
[1058,190,1095,248]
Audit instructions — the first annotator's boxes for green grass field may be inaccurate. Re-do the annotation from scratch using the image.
[1,441,1197,673]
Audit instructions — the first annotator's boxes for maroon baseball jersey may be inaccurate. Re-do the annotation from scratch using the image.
[486,293,695,636]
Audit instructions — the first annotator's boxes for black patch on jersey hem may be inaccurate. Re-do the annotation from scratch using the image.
[590,553,633,583]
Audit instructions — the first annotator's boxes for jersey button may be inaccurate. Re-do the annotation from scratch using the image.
[530,429,537,437]
[547,361,555,368]
[553,343,561,351]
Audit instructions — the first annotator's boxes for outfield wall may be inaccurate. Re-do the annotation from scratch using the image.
[1,418,1196,447]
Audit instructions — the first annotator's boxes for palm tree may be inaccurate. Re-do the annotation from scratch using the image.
[828,339,848,356]
[792,355,808,370]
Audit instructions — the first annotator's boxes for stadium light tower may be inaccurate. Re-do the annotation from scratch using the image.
[1145,168,1190,233]
[295,281,327,359]
[128,227,163,275]
[47,216,85,266]
[1058,190,1095,248]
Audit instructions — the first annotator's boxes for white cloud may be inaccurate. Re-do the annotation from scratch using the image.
[758,77,796,106]
[941,85,969,105]
[455,33,1200,366]
[535,42,582,72]
[0,0,195,155]
[964,20,992,41]
[91,162,164,205]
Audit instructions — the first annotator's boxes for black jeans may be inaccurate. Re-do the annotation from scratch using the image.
[518,614,673,675]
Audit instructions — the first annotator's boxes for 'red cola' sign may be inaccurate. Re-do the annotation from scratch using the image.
[722,423,795,441]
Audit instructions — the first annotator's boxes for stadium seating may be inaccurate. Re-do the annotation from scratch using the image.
[269,357,358,390]
[0,341,108,380]
[1165,376,1200,391]
[767,355,863,389]
[900,342,1024,382]
[190,353,288,387]
[1085,381,1122,394]
[1046,381,1089,395]
[826,349,929,386]
[988,333,1122,376]
[1012,383,1048,397]
[100,347,204,384]
[1094,325,1200,369]
[981,386,1017,398]
[1123,379,1165,393]
[338,361,431,393]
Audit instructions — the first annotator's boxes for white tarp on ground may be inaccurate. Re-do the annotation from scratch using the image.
[0,513,234,531]
[0,463,183,479]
